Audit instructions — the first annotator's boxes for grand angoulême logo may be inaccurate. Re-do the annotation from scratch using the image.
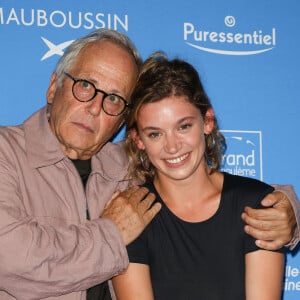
[220,130,263,180]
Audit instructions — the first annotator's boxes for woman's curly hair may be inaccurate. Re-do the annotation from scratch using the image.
[125,52,226,182]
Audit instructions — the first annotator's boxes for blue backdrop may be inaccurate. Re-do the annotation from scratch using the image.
[1,1,299,298]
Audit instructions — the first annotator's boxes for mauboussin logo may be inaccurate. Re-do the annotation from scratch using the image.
[184,16,276,56]
[220,130,263,180]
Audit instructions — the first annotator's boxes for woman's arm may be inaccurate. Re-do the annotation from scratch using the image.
[245,250,285,300]
[112,263,154,300]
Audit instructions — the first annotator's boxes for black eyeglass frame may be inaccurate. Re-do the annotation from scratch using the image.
[64,72,130,116]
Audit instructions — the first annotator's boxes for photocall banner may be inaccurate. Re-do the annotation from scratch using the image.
[1,1,299,298]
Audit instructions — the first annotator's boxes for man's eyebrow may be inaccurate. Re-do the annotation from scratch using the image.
[79,75,125,96]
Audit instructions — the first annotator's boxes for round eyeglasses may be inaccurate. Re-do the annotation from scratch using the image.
[64,72,130,116]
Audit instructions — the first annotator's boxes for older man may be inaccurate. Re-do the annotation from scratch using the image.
[0,29,298,300]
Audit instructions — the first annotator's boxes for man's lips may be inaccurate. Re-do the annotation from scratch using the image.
[72,122,95,133]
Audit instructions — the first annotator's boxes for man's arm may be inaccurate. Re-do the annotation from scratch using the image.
[0,180,159,300]
[242,185,299,251]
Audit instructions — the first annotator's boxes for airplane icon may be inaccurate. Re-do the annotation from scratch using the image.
[41,37,74,61]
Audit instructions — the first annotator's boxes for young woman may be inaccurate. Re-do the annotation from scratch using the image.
[112,53,285,299]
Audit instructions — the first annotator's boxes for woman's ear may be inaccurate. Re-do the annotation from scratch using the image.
[130,129,145,150]
[204,107,215,134]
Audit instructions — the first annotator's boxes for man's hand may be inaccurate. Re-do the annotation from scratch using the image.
[241,191,297,250]
[102,186,161,245]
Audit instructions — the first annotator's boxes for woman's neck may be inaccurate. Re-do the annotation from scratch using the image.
[153,169,223,222]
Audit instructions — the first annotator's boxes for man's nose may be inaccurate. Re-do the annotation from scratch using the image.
[86,93,103,116]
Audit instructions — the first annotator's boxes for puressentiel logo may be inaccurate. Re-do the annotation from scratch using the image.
[220,130,263,180]
[184,16,276,56]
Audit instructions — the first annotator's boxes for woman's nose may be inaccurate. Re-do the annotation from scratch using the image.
[164,134,181,154]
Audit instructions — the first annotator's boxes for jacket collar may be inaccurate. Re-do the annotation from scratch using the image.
[24,106,129,180]
[24,106,65,168]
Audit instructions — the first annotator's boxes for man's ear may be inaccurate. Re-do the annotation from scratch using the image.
[204,107,215,134]
[46,73,58,104]
[130,129,145,150]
